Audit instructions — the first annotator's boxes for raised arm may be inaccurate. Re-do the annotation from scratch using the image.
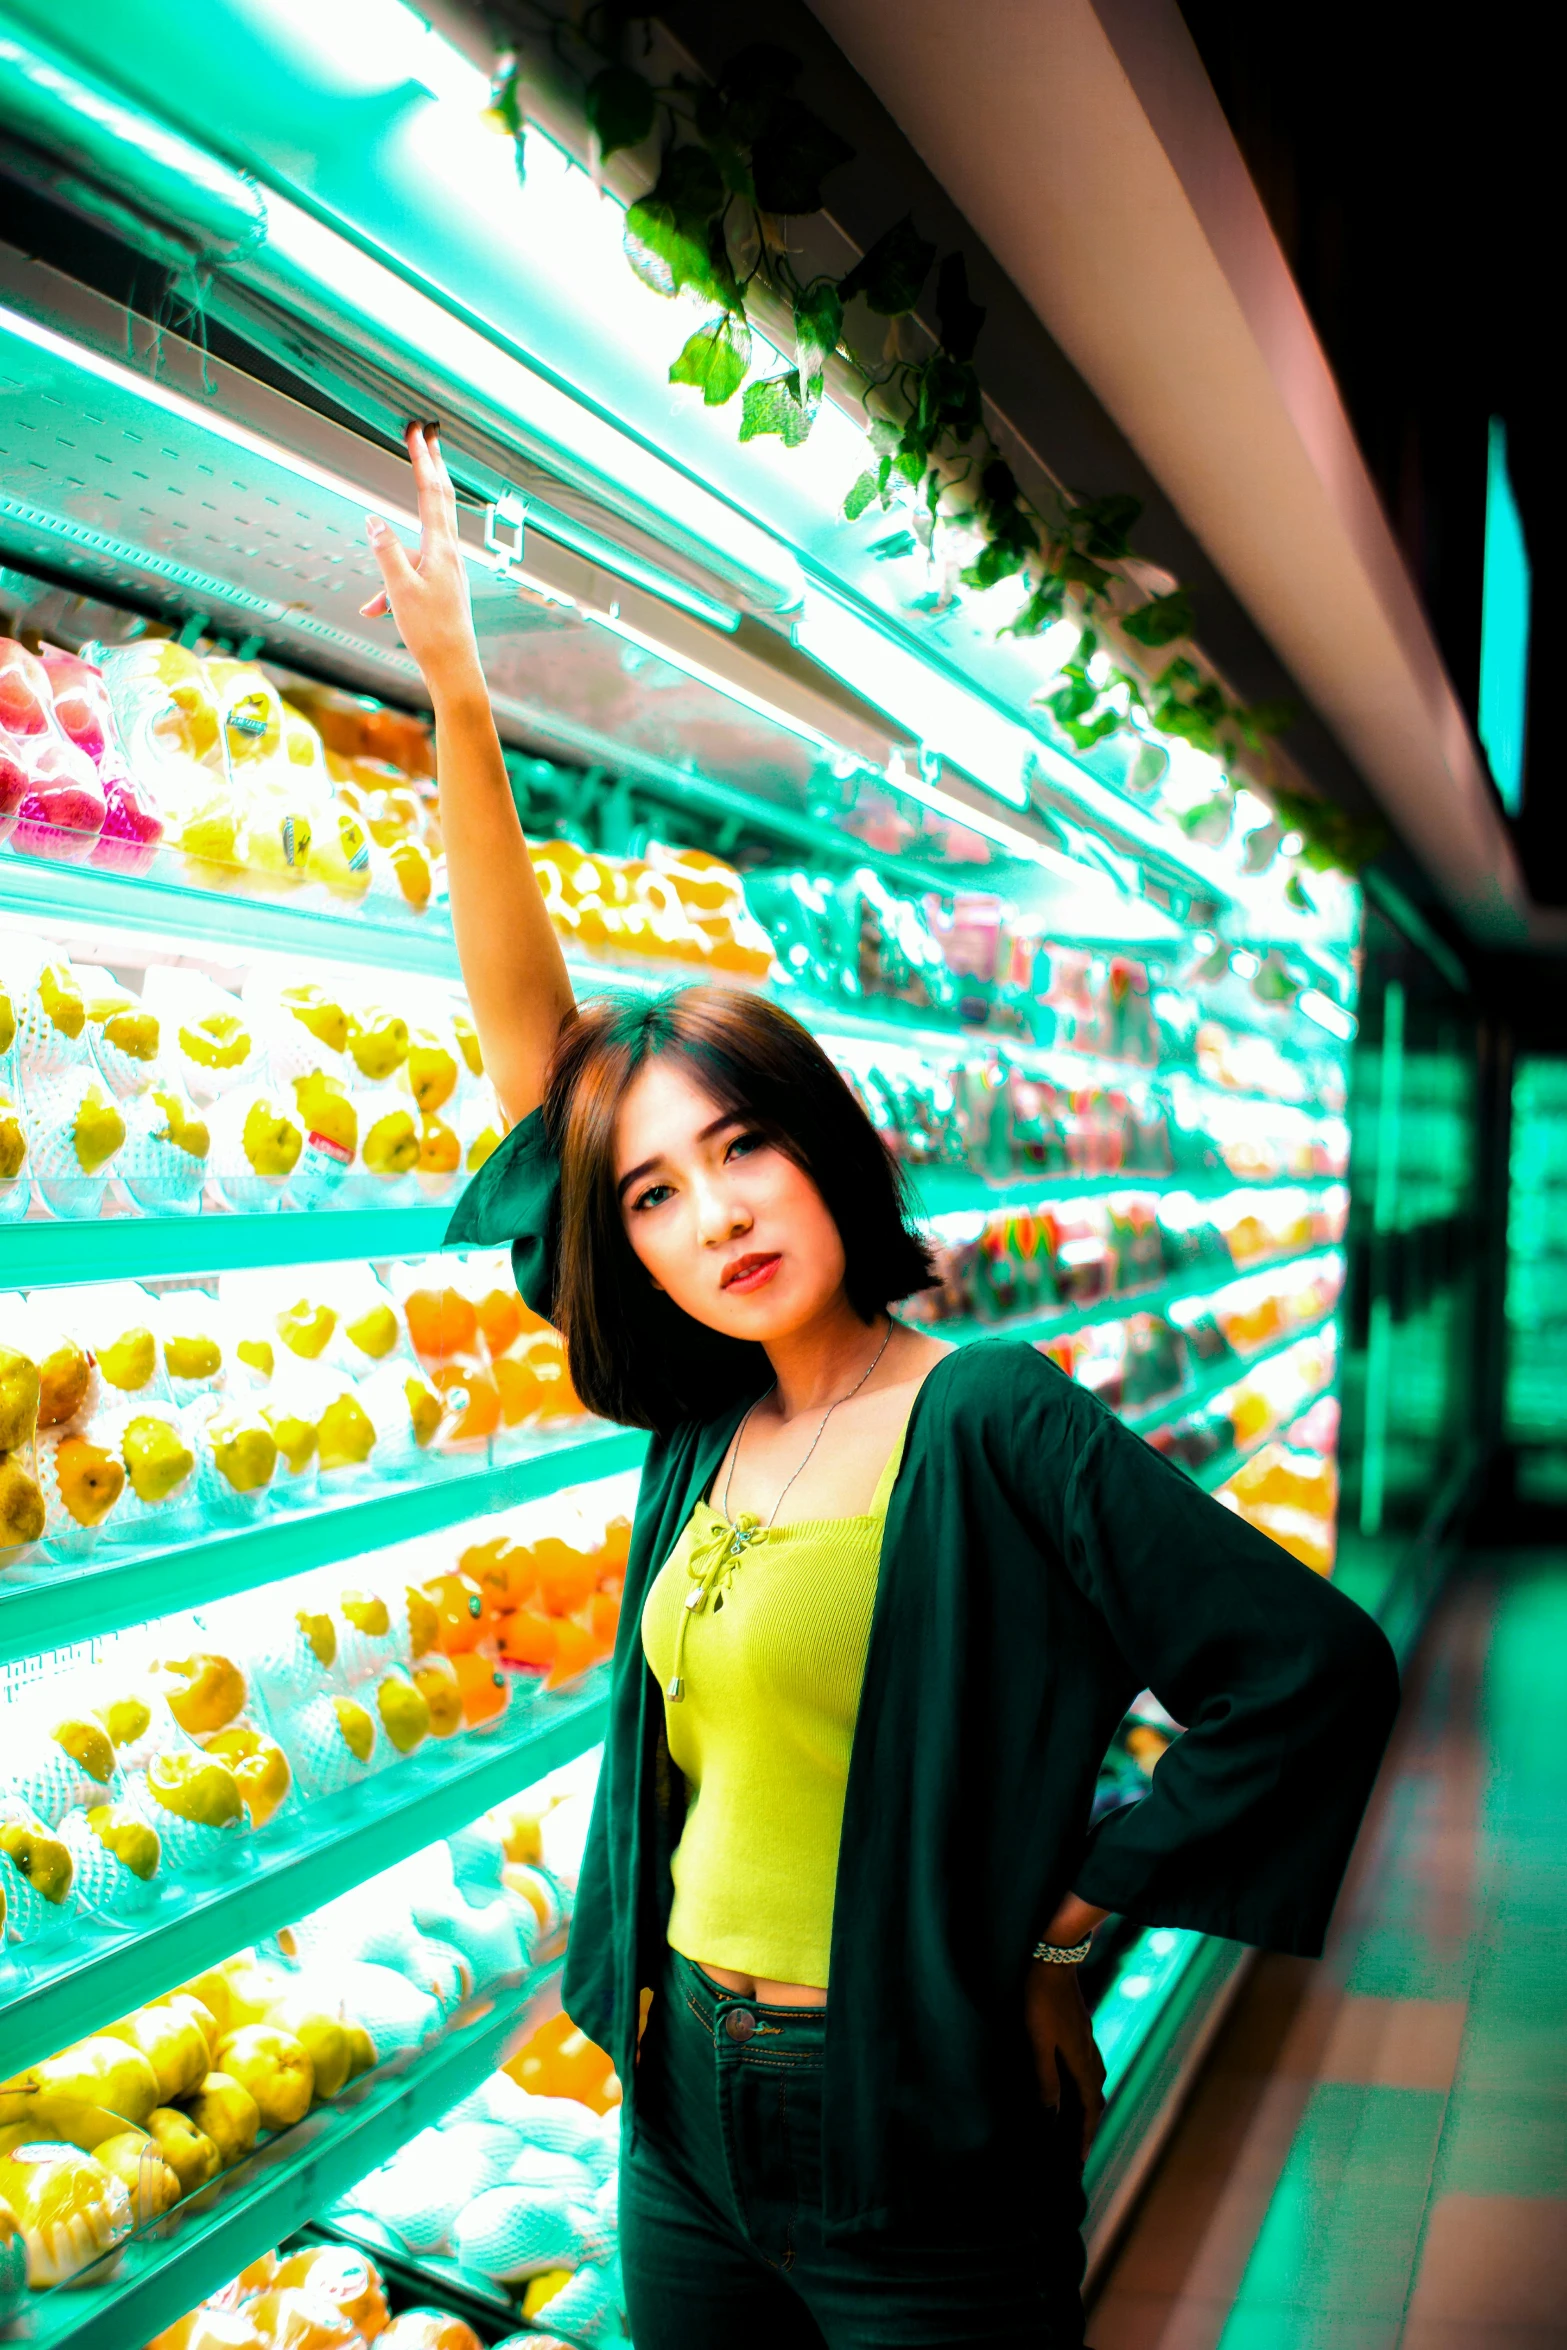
[362,423,574,1124]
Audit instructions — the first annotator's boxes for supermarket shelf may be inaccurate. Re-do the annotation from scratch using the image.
[2,1177,1338,1291]
[9,1964,566,2350]
[1121,1309,1336,1446]
[920,1249,1341,1359]
[0,1429,649,1669]
[0,1684,602,2080]
[1188,1392,1335,1495]
[1,1204,455,1286]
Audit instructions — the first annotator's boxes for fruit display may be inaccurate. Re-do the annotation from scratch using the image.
[531,836,775,979]
[0,1258,592,1570]
[144,2238,600,2348]
[1148,1326,1339,1476]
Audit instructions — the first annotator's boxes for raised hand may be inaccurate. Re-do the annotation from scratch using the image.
[361,423,483,697]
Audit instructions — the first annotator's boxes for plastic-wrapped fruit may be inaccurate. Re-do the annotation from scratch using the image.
[147,2306,266,2349]
[0,1336,43,1452]
[346,1006,409,1082]
[0,638,108,864]
[0,1084,31,1213]
[157,1653,248,1737]
[412,1655,462,1738]
[316,1387,377,1477]
[213,2024,313,2130]
[0,1455,46,1553]
[0,2141,131,2287]
[65,1803,164,1921]
[10,959,86,1080]
[404,1028,458,1115]
[182,2072,259,2168]
[119,1084,209,1214]
[420,1572,492,1657]
[174,1007,255,1099]
[0,1802,76,1942]
[305,806,374,902]
[400,1280,479,1361]
[271,2243,390,2335]
[44,1430,127,1533]
[208,1087,303,1212]
[108,1406,196,1537]
[244,2288,368,2349]
[26,1069,127,1216]
[194,1406,279,1514]
[451,1652,509,1728]
[29,1326,92,1428]
[83,984,161,1099]
[274,1694,381,1798]
[333,1587,402,1684]
[5,1714,118,1822]
[203,1728,291,1829]
[140,1750,246,1872]
[379,2314,484,2350]
[430,1361,501,1444]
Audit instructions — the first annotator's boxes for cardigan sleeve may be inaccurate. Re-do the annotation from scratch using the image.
[442,1107,561,1324]
[1053,1397,1400,1955]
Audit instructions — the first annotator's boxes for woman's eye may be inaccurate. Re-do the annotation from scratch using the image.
[726,1130,766,1161]
[632,1182,674,1212]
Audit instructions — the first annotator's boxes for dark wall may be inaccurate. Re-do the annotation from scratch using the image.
[1177,3,1557,897]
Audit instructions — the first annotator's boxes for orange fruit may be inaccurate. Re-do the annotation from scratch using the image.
[271,2245,388,2337]
[505,2010,620,2112]
[241,2289,363,2348]
[600,1514,632,1573]
[401,1286,478,1361]
[589,1590,621,1649]
[451,1650,509,1726]
[529,1537,600,1617]
[146,2314,269,2350]
[491,1352,546,1427]
[495,1609,557,1671]
[420,1571,492,1655]
[457,1536,530,1613]
[544,1619,598,1690]
[379,2316,484,2350]
[429,1361,501,1442]
[474,1286,524,1358]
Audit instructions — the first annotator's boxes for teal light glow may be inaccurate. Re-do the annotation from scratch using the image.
[1480,417,1531,815]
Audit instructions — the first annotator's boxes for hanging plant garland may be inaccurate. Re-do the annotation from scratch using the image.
[486,13,1304,793]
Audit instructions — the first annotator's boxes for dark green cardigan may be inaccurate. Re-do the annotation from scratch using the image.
[448,1112,1399,2236]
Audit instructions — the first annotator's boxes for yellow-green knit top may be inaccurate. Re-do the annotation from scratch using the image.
[640,1420,910,1989]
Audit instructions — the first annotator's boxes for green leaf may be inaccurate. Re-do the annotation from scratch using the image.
[936,251,985,360]
[1235,697,1299,747]
[794,281,843,402]
[1059,707,1126,750]
[1073,492,1143,559]
[1047,667,1100,726]
[1002,577,1068,638]
[752,97,854,213]
[960,537,1029,592]
[585,65,656,160]
[1285,872,1316,912]
[838,215,937,315]
[869,529,918,560]
[624,147,731,302]
[1120,587,1194,648]
[669,313,752,406]
[486,60,524,140]
[843,469,879,522]
[915,352,982,442]
[657,144,726,221]
[739,370,815,447]
[1061,548,1113,600]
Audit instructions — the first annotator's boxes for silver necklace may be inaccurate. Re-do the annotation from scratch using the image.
[720,1316,894,1540]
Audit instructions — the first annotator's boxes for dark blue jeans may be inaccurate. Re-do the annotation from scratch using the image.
[620,1952,1089,2349]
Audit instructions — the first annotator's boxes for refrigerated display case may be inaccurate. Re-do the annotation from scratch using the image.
[0,6,1383,2337]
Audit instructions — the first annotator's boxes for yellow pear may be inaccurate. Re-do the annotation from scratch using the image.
[53,1435,125,1527]
[0,1457,46,1547]
[164,1332,221,1382]
[37,1338,90,1426]
[214,2026,313,2131]
[0,1820,72,1905]
[241,1095,302,1179]
[98,1327,156,1391]
[317,1393,375,1472]
[143,1751,243,1828]
[375,1674,431,1756]
[292,1071,357,1158]
[361,1107,419,1176]
[306,807,373,900]
[94,1693,151,1749]
[51,1717,114,1784]
[0,985,14,1057]
[178,1011,249,1071]
[404,1376,442,1449]
[145,2104,221,2195]
[276,1299,335,1360]
[153,1090,209,1161]
[38,962,84,1039]
[265,1998,351,2100]
[282,986,348,1054]
[146,1991,217,2063]
[346,1008,408,1081]
[168,1971,231,2038]
[0,1096,26,1179]
[344,1303,398,1361]
[236,1337,274,1379]
[340,1590,389,1636]
[389,836,433,906]
[453,1014,484,1077]
[182,2071,258,2167]
[259,1406,317,1476]
[30,2037,159,2129]
[94,2127,180,2222]
[332,1699,375,1764]
[122,1415,194,1504]
[98,1008,160,1063]
[72,1086,125,1174]
[343,2024,377,2080]
[84,1804,161,1884]
[203,1729,291,1829]
[205,1415,278,1495]
[405,1032,457,1113]
[0,1346,41,1450]
[160,1654,247,1737]
[101,2009,207,2104]
[218,1962,296,2030]
[297,1608,337,1668]
[404,1585,438,1657]
[413,1659,462,1738]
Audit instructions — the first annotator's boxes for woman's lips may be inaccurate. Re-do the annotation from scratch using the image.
[722,1252,781,1294]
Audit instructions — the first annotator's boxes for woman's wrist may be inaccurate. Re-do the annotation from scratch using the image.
[428,657,492,723]
[1039,1894,1108,1952]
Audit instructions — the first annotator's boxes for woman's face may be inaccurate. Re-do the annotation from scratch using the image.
[613,1056,848,1342]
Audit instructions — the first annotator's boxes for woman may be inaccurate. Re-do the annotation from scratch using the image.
[364,425,1399,2349]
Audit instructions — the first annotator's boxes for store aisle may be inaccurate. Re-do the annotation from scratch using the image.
[1089,1553,1567,2349]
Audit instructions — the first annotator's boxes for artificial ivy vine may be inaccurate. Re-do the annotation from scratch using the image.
[486,16,1321,825]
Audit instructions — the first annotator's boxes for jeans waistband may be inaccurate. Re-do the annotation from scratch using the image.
[666,1949,829,2059]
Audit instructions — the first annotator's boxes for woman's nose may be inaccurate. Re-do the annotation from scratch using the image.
[695,1179,750,1245]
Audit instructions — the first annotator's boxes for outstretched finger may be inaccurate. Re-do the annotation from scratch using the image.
[406,419,457,548]
[364,514,418,606]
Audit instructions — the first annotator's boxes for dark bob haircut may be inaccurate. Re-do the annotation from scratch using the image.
[541,987,938,1433]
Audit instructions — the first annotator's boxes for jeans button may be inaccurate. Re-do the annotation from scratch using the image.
[724,2007,755,2043]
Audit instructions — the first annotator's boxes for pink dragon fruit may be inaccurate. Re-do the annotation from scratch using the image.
[41,648,164,875]
[0,638,107,862]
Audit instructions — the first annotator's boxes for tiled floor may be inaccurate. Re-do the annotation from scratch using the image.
[1089,1555,1567,2350]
